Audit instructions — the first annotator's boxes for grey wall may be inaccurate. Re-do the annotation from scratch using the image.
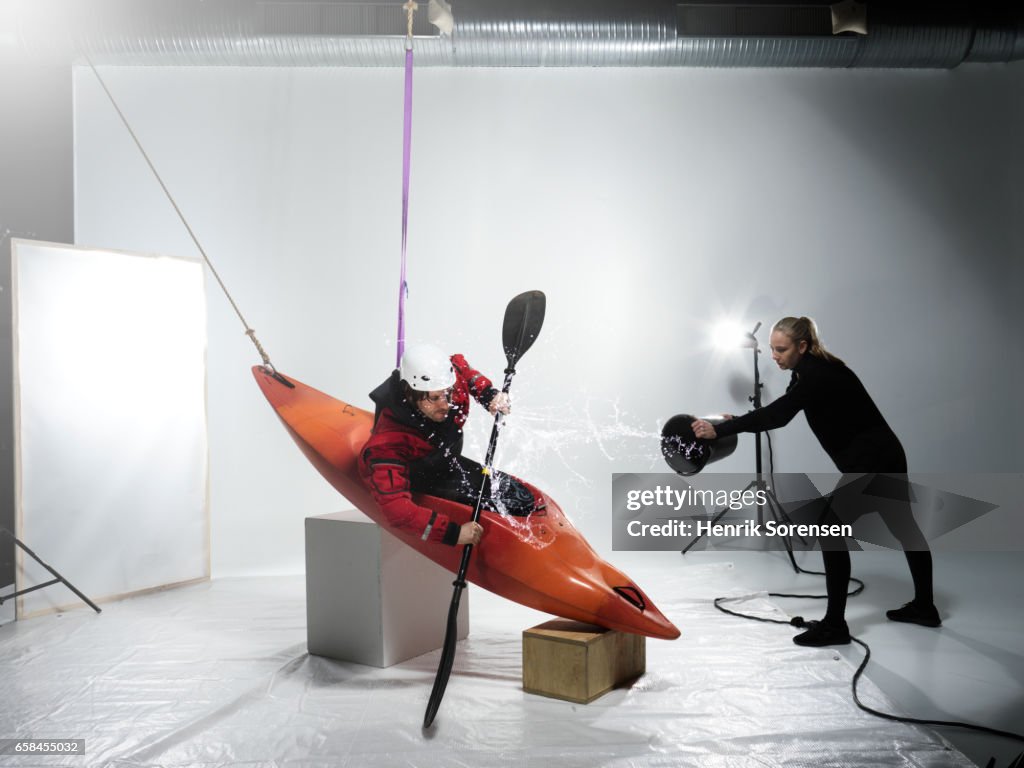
[0,51,74,589]
[71,63,1023,573]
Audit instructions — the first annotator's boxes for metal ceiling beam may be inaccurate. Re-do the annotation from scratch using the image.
[2,0,1022,68]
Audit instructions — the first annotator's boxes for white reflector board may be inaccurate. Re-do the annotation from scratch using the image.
[11,239,209,618]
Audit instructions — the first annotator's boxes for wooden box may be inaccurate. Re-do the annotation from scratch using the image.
[522,619,646,703]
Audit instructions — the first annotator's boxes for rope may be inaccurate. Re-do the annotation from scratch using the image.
[396,1,418,367]
[404,0,419,45]
[83,54,275,371]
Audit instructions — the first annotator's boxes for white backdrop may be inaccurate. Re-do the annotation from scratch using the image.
[72,64,1023,575]
[12,240,208,615]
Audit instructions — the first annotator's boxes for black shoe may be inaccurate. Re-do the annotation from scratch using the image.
[793,620,851,647]
[886,601,941,627]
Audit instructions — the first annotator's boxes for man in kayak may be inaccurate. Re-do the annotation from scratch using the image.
[358,344,534,547]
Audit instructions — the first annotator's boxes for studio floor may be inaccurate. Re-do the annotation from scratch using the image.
[1,550,1021,767]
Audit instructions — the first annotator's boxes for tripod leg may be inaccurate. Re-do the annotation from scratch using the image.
[681,503,732,555]
[1,529,102,614]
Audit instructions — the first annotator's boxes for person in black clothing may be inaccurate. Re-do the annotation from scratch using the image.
[691,316,940,647]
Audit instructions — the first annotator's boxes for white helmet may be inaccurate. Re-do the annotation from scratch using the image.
[400,344,456,391]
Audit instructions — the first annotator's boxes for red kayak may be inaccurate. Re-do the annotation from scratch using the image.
[254,366,680,640]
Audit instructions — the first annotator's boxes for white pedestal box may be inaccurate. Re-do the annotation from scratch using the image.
[305,510,469,667]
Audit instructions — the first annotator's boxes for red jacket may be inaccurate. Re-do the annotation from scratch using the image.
[358,354,497,545]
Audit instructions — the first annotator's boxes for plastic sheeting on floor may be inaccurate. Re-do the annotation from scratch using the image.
[0,559,972,767]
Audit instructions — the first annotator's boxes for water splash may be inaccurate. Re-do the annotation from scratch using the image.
[460,393,671,523]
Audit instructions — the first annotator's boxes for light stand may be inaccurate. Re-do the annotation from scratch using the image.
[681,322,803,569]
[747,323,769,526]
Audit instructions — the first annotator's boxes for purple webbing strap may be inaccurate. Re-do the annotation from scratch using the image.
[397,47,414,368]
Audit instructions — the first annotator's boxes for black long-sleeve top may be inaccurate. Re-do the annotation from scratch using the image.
[713,353,906,473]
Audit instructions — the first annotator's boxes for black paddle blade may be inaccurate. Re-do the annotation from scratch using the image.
[501,290,546,369]
[423,584,465,728]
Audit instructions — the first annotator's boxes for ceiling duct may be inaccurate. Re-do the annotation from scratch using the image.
[3,0,1022,68]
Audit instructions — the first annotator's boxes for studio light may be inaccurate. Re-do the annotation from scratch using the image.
[662,319,760,475]
[711,319,757,350]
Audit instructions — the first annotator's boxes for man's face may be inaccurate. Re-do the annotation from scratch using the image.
[417,388,452,422]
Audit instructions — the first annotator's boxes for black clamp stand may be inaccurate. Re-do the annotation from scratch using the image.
[681,479,803,571]
[672,322,804,569]
[0,527,102,614]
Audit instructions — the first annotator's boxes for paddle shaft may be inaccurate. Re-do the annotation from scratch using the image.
[459,367,514,558]
[424,290,545,729]
[423,369,515,728]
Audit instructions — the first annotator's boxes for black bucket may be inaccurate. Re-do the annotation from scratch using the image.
[661,414,738,476]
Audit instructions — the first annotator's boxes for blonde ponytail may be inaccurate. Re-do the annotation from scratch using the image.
[772,316,843,364]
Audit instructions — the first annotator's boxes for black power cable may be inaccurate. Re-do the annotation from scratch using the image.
[714,431,1024,753]
[714,593,1024,747]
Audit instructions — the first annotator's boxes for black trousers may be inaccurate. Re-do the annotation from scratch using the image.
[409,453,537,517]
[816,468,933,625]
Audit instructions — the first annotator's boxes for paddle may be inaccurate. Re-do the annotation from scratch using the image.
[422,289,546,729]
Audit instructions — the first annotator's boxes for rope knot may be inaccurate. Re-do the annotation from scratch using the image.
[245,328,272,368]
[403,0,419,43]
